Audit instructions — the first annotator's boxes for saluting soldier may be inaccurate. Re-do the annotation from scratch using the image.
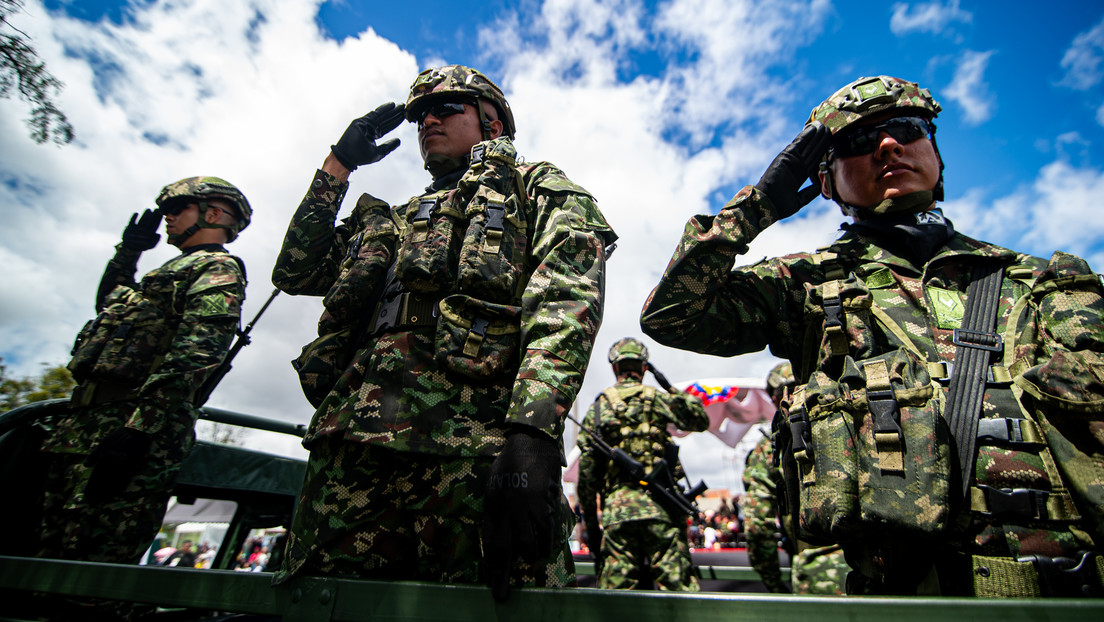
[272,65,615,600]
[642,76,1104,597]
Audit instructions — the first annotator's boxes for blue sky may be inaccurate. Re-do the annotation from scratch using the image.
[6,0,1104,489]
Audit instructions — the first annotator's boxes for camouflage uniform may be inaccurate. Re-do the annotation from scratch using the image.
[39,243,245,564]
[576,352,710,591]
[642,77,1104,596]
[743,432,847,594]
[273,126,615,587]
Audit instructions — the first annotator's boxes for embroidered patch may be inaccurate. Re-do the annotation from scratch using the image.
[865,267,895,289]
[928,286,964,329]
[199,293,229,316]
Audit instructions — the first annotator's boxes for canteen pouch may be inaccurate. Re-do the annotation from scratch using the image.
[456,139,529,304]
[394,193,465,294]
[434,294,520,380]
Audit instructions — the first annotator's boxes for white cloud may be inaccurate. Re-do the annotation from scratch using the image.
[889,0,972,36]
[1058,15,1104,90]
[943,49,996,125]
[942,158,1104,270]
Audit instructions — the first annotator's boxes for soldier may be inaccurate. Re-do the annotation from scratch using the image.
[576,338,709,591]
[742,361,847,595]
[38,176,250,565]
[272,65,616,600]
[641,76,1104,596]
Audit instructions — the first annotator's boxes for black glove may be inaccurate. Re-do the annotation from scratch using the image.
[83,427,153,503]
[754,122,832,220]
[483,426,563,601]
[120,209,162,251]
[330,102,406,171]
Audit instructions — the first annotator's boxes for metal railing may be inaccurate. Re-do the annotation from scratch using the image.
[2,556,1101,622]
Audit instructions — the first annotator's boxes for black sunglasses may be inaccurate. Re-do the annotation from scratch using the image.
[157,201,190,216]
[829,116,934,160]
[414,101,468,128]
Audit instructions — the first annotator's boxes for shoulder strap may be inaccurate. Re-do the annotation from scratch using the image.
[945,261,1006,498]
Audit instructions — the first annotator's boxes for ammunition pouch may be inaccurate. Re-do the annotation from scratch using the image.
[788,347,951,542]
[455,140,529,304]
[394,194,465,294]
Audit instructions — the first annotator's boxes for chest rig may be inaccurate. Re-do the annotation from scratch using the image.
[779,241,1084,549]
[68,254,204,404]
[595,385,671,486]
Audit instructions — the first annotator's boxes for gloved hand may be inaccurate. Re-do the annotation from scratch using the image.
[754,122,832,220]
[483,426,563,601]
[330,102,406,171]
[120,209,162,251]
[83,426,153,503]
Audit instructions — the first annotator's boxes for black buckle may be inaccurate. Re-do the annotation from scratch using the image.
[414,197,436,223]
[977,418,1037,446]
[788,408,811,455]
[978,485,1049,520]
[1017,551,1104,597]
[824,297,844,330]
[953,328,1003,352]
[868,388,903,442]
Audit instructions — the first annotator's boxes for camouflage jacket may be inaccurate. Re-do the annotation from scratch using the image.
[576,377,709,527]
[273,137,616,458]
[47,244,245,455]
[641,185,1104,565]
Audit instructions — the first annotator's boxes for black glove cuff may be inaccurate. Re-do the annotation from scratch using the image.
[330,145,357,172]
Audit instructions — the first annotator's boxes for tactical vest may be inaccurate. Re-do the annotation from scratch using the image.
[294,138,533,405]
[777,241,1101,568]
[595,384,672,487]
[68,251,242,404]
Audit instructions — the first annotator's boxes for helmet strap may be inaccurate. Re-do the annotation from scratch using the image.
[168,200,239,247]
[474,98,495,141]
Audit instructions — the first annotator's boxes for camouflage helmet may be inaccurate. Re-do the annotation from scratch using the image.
[765,361,795,401]
[807,75,941,134]
[608,337,649,365]
[405,65,516,139]
[156,176,251,243]
[809,76,945,208]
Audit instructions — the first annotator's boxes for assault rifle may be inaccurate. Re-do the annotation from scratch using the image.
[568,409,708,518]
[195,288,280,406]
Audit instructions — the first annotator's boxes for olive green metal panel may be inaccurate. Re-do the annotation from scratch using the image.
[575,561,786,582]
[3,556,1102,622]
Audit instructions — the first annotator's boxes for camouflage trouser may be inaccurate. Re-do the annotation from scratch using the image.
[276,437,576,589]
[38,449,178,564]
[598,519,700,591]
[792,544,848,595]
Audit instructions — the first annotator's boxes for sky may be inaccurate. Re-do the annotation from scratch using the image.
[3,0,1104,494]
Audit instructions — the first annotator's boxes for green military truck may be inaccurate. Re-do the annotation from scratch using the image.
[1,400,1099,621]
